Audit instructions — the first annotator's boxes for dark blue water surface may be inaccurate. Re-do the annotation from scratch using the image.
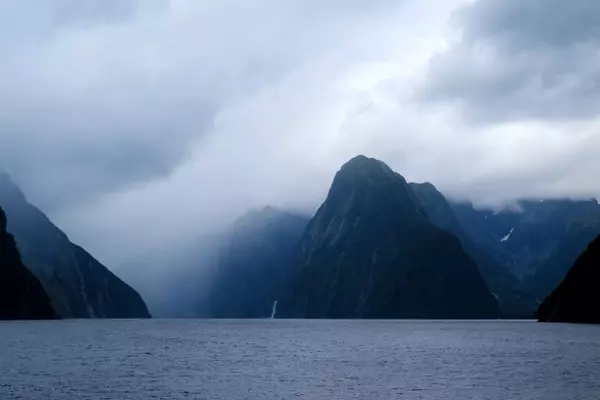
[0,320,599,399]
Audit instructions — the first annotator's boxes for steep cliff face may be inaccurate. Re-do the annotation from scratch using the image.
[280,156,498,319]
[0,207,56,320]
[410,183,539,318]
[0,172,150,319]
[208,207,309,318]
[537,235,600,323]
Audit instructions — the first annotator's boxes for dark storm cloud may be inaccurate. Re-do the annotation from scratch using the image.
[422,0,600,123]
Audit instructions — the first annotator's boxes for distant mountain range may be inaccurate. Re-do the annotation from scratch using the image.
[450,199,600,300]
[198,156,600,320]
[0,172,150,319]
[4,154,600,322]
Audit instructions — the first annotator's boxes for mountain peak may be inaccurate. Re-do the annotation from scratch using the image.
[280,157,497,319]
[322,156,424,229]
[330,156,412,200]
[338,155,399,179]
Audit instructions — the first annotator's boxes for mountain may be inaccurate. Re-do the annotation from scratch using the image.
[451,199,600,298]
[537,235,600,323]
[0,172,150,318]
[208,207,310,318]
[279,156,498,319]
[410,182,539,317]
[118,207,309,318]
[0,207,56,320]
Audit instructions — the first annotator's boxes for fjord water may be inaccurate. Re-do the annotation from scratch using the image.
[0,320,598,400]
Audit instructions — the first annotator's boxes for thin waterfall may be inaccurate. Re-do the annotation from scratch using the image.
[270,300,278,319]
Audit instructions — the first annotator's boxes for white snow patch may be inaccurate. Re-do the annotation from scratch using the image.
[500,228,514,242]
[371,248,379,264]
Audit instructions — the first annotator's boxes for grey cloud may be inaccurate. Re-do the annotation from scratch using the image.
[461,0,600,50]
[422,0,600,123]
[1,0,401,212]
[3,0,600,269]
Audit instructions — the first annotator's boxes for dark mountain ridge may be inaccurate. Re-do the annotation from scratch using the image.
[208,206,310,318]
[0,207,57,320]
[410,183,539,317]
[0,172,150,319]
[279,156,498,319]
[537,235,600,323]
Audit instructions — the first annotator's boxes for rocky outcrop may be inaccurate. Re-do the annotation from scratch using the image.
[0,207,56,320]
[279,156,498,319]
[537,235,600,323]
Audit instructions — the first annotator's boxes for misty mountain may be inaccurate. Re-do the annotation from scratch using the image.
[118,207,309,318]
[208,207,310,318]
[279,156,498,319]
[410,182,539,318]
[0,207,56,320]
[537,235,600,323]
[0,172,150,319]
[451,199,600,299]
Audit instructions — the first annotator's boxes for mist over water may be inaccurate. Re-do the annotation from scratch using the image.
[115,232,225,317]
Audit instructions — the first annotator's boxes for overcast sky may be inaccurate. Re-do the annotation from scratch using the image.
[1,0,599,265]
